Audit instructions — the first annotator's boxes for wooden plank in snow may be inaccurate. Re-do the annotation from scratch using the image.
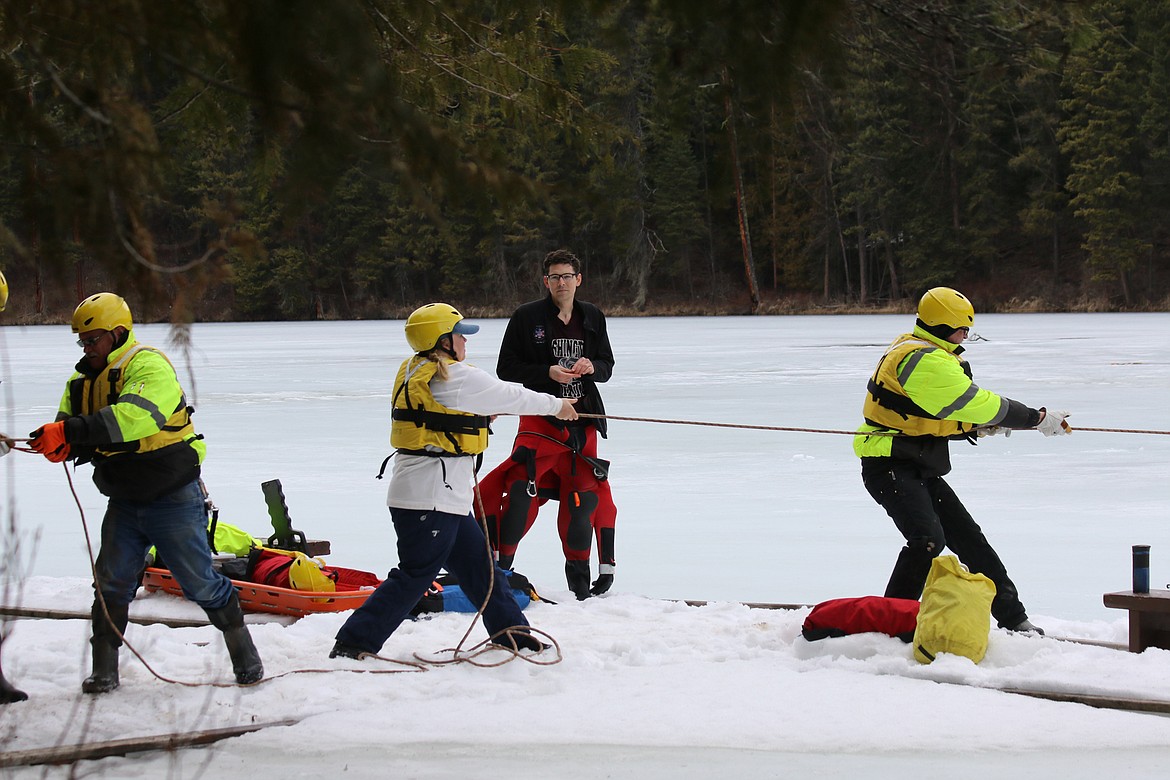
[0,719,299,768]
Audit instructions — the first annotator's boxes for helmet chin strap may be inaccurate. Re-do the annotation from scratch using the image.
[438,334,458,360]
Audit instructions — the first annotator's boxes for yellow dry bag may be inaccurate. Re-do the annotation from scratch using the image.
[912,555,996,665]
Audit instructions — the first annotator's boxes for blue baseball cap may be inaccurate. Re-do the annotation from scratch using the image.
[452,320,479,336]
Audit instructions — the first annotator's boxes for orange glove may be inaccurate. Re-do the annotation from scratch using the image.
[29,421,71,463]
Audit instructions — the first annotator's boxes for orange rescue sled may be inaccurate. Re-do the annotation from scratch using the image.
[142,479,380,617]
[142,566,379,618]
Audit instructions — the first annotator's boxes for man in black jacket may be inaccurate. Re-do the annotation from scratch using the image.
[476,249,618,600]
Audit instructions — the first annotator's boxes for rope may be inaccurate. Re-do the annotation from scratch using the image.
[409,469,561,669]
[1064,427,1170,436]
[65,464,248,689]
[575,414,1170,437]
[576,413,884,436]
[65,469,454,685]
[31,445,556,689]
[337,475,562,671]
[15,402,1161,686]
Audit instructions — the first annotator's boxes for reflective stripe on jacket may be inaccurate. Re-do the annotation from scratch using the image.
[390,356,489,455]
[63,338,202,460]
[854,329,1008,460]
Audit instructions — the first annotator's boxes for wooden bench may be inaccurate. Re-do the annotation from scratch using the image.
[1103,590,1170,653]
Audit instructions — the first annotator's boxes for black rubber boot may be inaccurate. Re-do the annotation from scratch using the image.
[565,560,592,601]
[82,599,129,694]
[0,669,28,704]
[591,528,616,596]
[206,592,264,685]
[82,643,120,694]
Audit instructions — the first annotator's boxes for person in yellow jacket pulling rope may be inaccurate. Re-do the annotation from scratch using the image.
[28,293,263,692]
[854,287,1070,635]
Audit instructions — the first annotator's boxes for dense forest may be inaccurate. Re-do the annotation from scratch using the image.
[1,0,1168,322]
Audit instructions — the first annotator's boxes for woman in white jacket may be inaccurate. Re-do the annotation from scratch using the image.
[331,304,576,659]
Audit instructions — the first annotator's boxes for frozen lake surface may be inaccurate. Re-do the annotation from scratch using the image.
[2,312,1169,778]
[3,312,1168,619]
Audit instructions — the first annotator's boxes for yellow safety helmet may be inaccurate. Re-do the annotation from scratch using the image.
[917,287,974,332]
[288,554,337,601]
[0,269,7,312]
[72,292,133,334]
[403,302,479,353]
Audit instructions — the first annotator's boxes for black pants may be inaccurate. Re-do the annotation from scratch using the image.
[862,462,1028,629]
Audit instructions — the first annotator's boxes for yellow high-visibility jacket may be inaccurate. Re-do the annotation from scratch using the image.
[854,327,1019,475]
[58,332,204,500]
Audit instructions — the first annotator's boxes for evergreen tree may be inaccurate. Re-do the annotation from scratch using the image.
[1059,0,1150,304]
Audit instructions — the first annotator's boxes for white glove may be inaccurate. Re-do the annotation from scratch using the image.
[1035,408,1071,436]
[977,426,1011,438]
[0,435,10,457]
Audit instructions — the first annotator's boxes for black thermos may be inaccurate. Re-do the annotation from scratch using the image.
[1132,545,1150,594]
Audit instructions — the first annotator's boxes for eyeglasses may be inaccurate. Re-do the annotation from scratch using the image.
[545,273,579,283]
[76,333,107,348]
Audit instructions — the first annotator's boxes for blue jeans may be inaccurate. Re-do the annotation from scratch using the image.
[94,479,235,610]
[336,508,530,653]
